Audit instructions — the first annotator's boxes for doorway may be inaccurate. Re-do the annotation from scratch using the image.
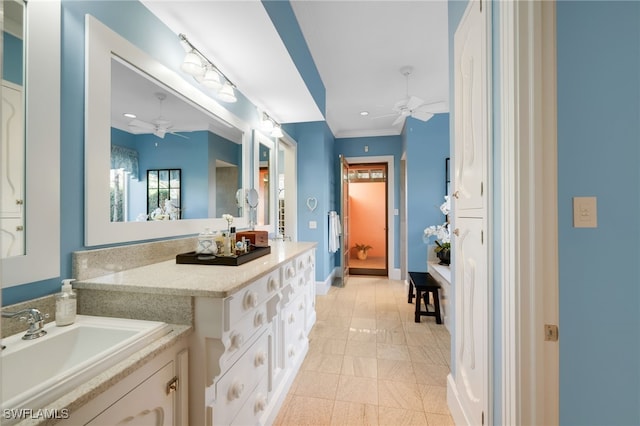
[346,163,388,276]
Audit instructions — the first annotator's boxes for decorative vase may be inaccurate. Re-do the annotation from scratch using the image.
[357,250,368,260]
[436,249,450,266]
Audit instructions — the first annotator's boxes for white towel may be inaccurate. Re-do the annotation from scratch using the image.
[328,211,342,253]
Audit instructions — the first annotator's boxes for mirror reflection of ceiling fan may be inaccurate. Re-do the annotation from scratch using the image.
[128,92,189,139]
[372,66,447,126]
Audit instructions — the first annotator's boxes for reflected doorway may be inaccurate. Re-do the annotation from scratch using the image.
[347,163,388,276]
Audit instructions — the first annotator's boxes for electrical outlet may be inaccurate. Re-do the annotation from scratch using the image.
[309,221,317,229]
[573,196,597,228]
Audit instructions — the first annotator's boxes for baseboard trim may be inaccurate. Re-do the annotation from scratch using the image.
[389,268,401,280]
[447,373,470,425]
[316,269,336,295]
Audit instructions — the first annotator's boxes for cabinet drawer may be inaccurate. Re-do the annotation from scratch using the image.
[284,296,306,368]
[221,304,268,367]
[281,260,297,284]
[296,250,315,272]
[224,270,279,330]
[231,377,269,426]
[214,330,269,425]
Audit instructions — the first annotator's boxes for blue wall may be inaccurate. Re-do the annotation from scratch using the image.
[3,32,22,85]
[404,115,450,272]
[288,121,336,282]
[557,2,640,424]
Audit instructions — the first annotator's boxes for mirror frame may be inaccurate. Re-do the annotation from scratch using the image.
[2,0,60,287]
[252,130,276,234]
[85,16,250,246]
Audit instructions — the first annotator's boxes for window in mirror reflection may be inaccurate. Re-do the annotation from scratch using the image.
[147,169,181,221]
[1,0,26,258]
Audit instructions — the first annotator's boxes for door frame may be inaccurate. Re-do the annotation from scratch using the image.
[345,155,398,280]
[276,131,298,242]
[499,1,559,425]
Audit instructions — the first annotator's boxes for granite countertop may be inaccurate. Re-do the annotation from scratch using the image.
[15,324,192,426]
[74,241,317,298]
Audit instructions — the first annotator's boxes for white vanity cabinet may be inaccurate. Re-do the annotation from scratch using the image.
[63,336,190,426]
[189,247,317,426]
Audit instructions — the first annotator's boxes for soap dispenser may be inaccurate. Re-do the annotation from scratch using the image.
[196,227,217,255]
[56,279,77,326]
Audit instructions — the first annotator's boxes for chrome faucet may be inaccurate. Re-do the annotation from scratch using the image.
[2,308,48,340]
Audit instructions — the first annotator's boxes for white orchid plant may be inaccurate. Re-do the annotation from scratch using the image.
[423,195,451,253]
[222,214,234,232]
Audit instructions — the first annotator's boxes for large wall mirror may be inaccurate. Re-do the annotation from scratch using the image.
[2,0,60,287]
[85,16,250,246]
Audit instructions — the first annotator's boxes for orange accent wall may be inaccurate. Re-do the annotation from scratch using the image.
[348,181,386,258]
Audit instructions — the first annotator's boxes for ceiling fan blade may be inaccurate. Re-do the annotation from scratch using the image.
[168,131,190,140]
[406,96,425,111]
[413,101,448,114]
[369,112,398,120]
[154,128,166,138]
[392,114,406,126]
[411,110,434,122]
[129,118,155,130]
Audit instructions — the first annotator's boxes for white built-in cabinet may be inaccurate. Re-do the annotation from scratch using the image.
[62,336,190,425]
[190,248,316,426]
[1,80,24,258]
[450,0,490,425]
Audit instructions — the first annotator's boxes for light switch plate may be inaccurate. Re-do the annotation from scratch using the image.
[309,221,317,229]
[573,196,597,228]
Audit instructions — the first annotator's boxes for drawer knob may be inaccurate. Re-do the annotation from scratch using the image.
[244,291,259,309]
[268,277,278,292]
[298,302,305,311]
[228,381,244,401]
[254,312,264,327]
[230,333,244,350]
[287,266,295,278]
[255,350,266,366]
[299,331,305,340]
[255,394,267,413]
[288,313,295,324]
[288,345,295,358]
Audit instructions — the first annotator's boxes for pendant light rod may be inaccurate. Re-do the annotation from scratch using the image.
[178,33,237,89]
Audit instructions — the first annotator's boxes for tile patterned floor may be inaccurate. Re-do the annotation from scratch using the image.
[274,276,454,426]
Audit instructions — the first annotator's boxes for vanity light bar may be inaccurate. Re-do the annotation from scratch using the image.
[260,111,283,138]
[178,33,237,102]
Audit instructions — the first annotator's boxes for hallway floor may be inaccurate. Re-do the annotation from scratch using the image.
[274,276,454,425]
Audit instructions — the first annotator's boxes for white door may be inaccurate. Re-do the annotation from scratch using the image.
[454,6,487,214]
[453,217,487,425]
[452,0,490,424]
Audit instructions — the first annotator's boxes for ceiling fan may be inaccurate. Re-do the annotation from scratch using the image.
[128,92,189,139]
[373,66,447,126]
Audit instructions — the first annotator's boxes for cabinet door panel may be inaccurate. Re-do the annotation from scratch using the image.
[87,361,174,425]
[453,6,487,213]
[453,217,487,426]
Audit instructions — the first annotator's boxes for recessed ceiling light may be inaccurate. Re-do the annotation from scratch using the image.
[123,113,136,119]
[360,111,369,116]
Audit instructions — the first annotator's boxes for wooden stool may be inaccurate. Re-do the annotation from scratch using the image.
[408,271,442,324]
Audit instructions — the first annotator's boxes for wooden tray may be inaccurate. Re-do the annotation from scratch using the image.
[175,246,271,266]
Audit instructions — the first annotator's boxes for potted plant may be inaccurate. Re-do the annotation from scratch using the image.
[354,243,373,260]
[423,195,452,265]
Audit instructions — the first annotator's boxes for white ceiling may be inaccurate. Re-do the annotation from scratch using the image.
[140,0,449,139]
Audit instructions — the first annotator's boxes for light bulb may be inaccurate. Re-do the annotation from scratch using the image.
[202,67,222,90]
[217,82,237,103]
[271,124,283,138]
[181,51,204,77]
